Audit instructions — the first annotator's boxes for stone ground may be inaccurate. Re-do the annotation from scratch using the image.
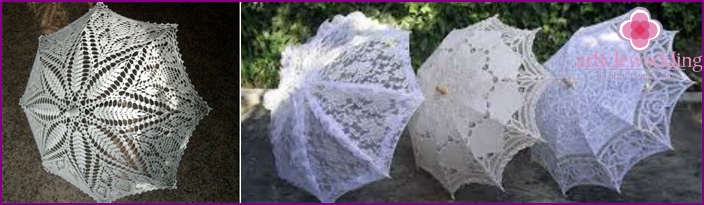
[241,99,701,202]
[2,3,239,202]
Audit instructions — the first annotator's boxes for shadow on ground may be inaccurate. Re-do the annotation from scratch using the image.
[241,103,701,202]
[2,3,239,202]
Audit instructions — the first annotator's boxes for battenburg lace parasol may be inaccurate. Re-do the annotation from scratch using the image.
[19,3,210,202]
[407,15,550,196]
[531,11,693,194]
[263,12,424,202]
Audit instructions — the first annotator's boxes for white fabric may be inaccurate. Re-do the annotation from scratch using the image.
[263,12,424,203]
[531,13,693,194]
[19,3,210,202]
[407,16,549,195]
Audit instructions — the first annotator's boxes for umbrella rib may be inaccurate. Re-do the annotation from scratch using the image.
[314,80,421,100]
[304,89,385,176]
[295,94,324,195]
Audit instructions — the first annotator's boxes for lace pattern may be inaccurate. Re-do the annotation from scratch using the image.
[531,13,693,194]
[264,12,424,202]
[19,3,211,202]
[408,16,550,195]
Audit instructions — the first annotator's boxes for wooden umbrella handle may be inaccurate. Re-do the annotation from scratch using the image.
[436,85,448,95]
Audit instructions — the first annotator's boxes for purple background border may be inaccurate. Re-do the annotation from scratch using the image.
[0,0,701,204]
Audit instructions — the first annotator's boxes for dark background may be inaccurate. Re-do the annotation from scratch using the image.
[242,3,702,91]
[2,3,239,202]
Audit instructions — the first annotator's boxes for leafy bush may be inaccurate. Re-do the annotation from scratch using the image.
[242,3,702,91]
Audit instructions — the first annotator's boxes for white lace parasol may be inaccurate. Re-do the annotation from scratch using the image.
[263,12,424,202]
[531,13,693,194]
[19,3,210,202]
[407,15,550,196]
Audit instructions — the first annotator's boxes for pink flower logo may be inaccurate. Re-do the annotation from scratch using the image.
[618,7,662,52]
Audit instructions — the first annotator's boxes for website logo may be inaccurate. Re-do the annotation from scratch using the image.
[617,7,662,52]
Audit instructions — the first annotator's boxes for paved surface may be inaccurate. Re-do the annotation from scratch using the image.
[2,3,239,202]
[241,100,701,202]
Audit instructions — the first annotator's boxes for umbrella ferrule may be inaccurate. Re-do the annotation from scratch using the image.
[645,82,653,92]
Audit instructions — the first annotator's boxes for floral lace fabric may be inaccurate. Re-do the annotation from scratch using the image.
[531,13,693,194]
[19,3,210,202]
[263,12,424,202]
[407,16,550,195]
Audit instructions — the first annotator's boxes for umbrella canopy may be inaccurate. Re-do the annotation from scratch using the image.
[407,16,549,195]
[19,3,210,202]
[263,12,424,202]
[531,11,693,194]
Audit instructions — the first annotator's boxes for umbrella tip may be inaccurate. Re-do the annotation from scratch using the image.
[561,77,575,89]
[560,188,569,196]
[526,132,545,142]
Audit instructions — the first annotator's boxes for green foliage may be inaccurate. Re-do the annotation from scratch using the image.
[242,3,702,90]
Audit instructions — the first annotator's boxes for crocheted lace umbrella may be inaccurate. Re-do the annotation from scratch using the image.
[19,3,210,202]
[407,16,549,196]
[531,12,693,194]
[263,12,424,202]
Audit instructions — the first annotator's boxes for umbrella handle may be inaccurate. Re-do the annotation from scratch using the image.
[436,85,448,95]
